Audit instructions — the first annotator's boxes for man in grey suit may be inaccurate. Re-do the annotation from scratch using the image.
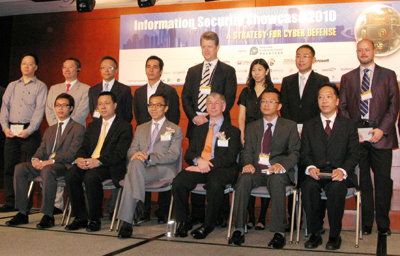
[117,92,182,238]
[229,88,300,249]
[6,93,85,229]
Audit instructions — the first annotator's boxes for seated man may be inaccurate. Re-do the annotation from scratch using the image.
[117,93,182,238]
[65,91,132,232]
[172,92,241,239]
[6,93,85,228]
[301,84,359,250]
[230,88,300,249]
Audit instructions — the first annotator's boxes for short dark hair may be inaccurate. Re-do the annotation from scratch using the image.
[55,93,75,115]
[200,31,219,46]
[98,91,117,103]
[20,53,39,65]
[101,56,118,69]
[146,55,164,71]
[149,92,169,107]
[64,57,81,69]
[319,83,339,97]
[260,87,281,103]
[297,44,316,57]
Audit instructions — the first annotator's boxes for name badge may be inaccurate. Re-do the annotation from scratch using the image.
[217,139,229,147]
[93,110,101,118]
[358,128,373,142]
[161,134,171,141]
[199,85,211,95]
[258,153,271,166]
[361,90,372,101]
[10,124,24,136]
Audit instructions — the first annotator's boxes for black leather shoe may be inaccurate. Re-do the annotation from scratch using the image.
[53,207,63,215]
[362,225,372,235]
[326,236,342,250]
[86,219,101,232]
[267,233,286,249]
[229,230,245,246]
[36,215,55,229]
[118,221,133,239]
[0,204,17,213]
[175,221,193,237]
[5,212,28,226]
[304,233,322,249]
[65,218,88,231]
[191,225,214,239]
[377,232,388,256]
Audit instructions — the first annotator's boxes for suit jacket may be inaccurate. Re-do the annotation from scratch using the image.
[128,119,182,171]
[182,60,237,138]
[339,64,399,149]
[77,117,133,186]
[133,81,180,125]
[280,71,330,123]
[89,81,133,123]
[33,119,85,169]
[185,119,241,172]
[46,81,90,126]
[301,115,360,187]
[242,117,300,183]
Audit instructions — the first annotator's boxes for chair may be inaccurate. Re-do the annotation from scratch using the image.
[295,167,362,248]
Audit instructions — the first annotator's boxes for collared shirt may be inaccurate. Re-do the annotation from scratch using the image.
[147,80,161,103]
[102,114,116,135]
[0,77,47,135]
[102,78,115,92]
[263,116,278,135]
[210,116,224,159]
[56,117,71,134]
[202,59,219,82]
[298,70,312,98]
[359,63,375,119]
[151,116,166,135]
[65,79,78,91]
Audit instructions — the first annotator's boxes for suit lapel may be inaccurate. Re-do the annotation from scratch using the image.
[210,61,221,85]
[153,120,168,144]
[103,118,119,147]
[315,117,328,145]
[54,119,73,152]
[47,125,58,155]
[291,74,301,101]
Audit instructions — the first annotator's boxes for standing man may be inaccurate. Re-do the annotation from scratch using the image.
[0,54,47,212]
[65,92,132,232]
[301,84,359,250]
[133,55,180,223]
[172,92,241,239]
[229,89,300,249]
[89,56,133,123]
[118,93,182,238]
[339,38,399,236]
[6,93,85,229]
[46,57,90,127]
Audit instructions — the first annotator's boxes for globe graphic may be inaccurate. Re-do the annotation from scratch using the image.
[355,4,400,56]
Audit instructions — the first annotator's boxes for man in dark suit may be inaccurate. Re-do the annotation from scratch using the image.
[5,93,85,229]
[65,91,132,232]
[89,56,133,123]
[133,56,180,223]
[229,88,300,249]
[301,84,360,250]
[339,39,399,236]
[172,92,241,239]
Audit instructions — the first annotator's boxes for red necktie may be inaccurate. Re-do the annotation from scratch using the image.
[66,83,71,92]
[325,120,332,137]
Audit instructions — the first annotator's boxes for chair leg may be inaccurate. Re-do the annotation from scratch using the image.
[61,197,69,226]
[65,201,72,226]
[27,181,35,200]
[110,188,122,232]
[167,194,174,223]
[355,191,361,248]
[296,191,302,243]
[289,189,297,243]
[226,191,235,240]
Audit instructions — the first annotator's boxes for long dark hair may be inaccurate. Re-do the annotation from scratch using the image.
[246,58,274,90]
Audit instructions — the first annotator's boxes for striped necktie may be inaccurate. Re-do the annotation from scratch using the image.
[360,68,370,117]
[197,62,212,113]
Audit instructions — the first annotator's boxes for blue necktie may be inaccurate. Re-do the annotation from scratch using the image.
[360,69,370,117]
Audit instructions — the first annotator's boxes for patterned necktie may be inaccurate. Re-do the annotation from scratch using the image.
[324,120,332,137]
[91,121,108,159]
[148,122,159,153]
[197,62,212,113]
[360,69,370,117]
[51,122,63,153]
[66,84,71,92]
[261,123,273,154]
[201,122,215,161]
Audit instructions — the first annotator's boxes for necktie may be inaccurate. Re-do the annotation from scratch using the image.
[91,121,108,159]
[299,75,306,98]
[360,69,370,117]
[197,62,212,113]
[201,122,215,161]
[324,120,332,137]
[66,83,71,92]
[261,123,273,154]
[51,122,63,153]
[148,122,160,153]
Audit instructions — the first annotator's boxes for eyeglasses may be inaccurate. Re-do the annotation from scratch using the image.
[147,103,166,109]
[55,104,70,109]
[100,66,115,71]
[260,100,280,105]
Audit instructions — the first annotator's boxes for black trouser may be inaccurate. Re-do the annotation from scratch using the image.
[65,165,111,221]
[3,131,40,207]
[144,191,171,218]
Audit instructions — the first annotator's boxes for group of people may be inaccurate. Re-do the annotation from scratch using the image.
[0,30,397,252]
